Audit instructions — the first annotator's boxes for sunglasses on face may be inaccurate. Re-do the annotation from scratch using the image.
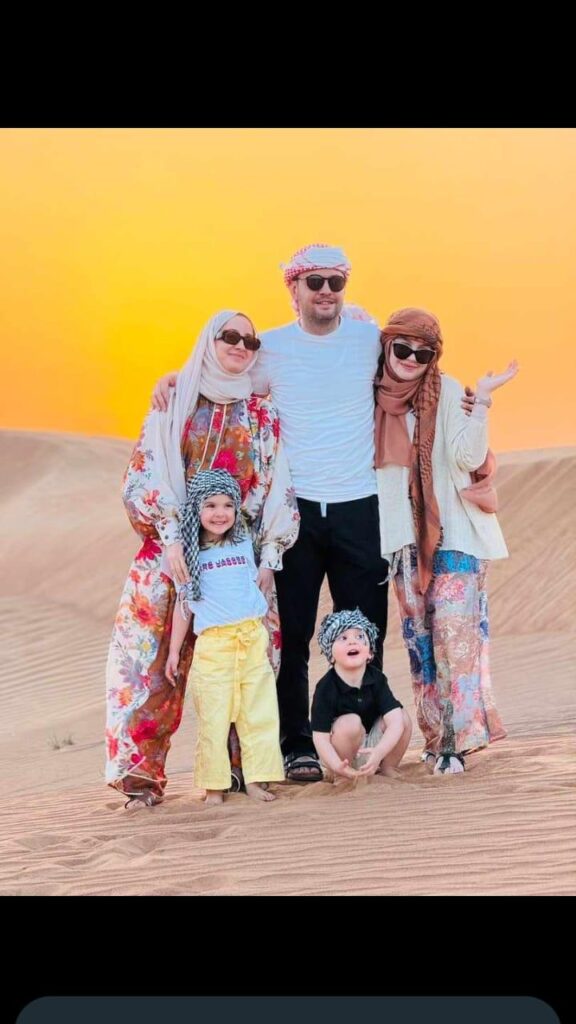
[392,341,435,365]
[216,329,261,351]
[301,274,346,293]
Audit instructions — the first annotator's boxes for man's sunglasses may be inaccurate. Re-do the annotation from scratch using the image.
[301,274,346,293]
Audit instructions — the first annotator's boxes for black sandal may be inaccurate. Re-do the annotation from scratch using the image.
[284,752,324,783]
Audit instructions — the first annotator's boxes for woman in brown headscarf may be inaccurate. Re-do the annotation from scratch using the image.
[374,308,518,774]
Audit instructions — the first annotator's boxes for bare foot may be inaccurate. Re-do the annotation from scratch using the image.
[204,790,225,805]
[245,782,276,802]
[378,765,401,779]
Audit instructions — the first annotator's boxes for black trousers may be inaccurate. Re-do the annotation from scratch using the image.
[275,494,389,757]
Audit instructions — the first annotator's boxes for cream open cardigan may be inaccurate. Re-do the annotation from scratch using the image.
[377,374,509,564]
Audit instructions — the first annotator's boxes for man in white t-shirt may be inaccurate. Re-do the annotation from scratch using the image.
[248,244,389,782]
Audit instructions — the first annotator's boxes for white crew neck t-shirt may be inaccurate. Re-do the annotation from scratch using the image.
[252,317,381,503]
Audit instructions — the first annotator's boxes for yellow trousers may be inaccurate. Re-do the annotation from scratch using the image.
[190,618,285,790]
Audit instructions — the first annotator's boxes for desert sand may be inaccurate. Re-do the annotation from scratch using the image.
[0,432,574,895]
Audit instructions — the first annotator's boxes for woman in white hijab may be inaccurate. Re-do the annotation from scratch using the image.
[106,310,299,809]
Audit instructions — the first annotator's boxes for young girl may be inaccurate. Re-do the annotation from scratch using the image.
[375,307,518,774]
[165,468,285,805]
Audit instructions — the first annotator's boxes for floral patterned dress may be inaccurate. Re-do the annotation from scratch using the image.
[105,395,299,798]
[393,546,507,758]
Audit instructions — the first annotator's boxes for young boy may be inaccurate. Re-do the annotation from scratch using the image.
[312,609,412,781]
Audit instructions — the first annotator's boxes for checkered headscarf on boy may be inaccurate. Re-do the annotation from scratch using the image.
[317,608,379,662]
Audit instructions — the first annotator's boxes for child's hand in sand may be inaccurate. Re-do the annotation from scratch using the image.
[165,650,180,686]
[356,750,382,776]
[335,758,359,780]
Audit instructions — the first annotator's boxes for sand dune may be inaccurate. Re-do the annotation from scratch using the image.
[0,431,574,895]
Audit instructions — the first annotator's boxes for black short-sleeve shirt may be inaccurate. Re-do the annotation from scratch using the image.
[311,664,403,734]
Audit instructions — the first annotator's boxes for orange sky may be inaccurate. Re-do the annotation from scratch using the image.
[1,128,575,450]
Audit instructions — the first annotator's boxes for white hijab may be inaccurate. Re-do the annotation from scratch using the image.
[148,309,258,505]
